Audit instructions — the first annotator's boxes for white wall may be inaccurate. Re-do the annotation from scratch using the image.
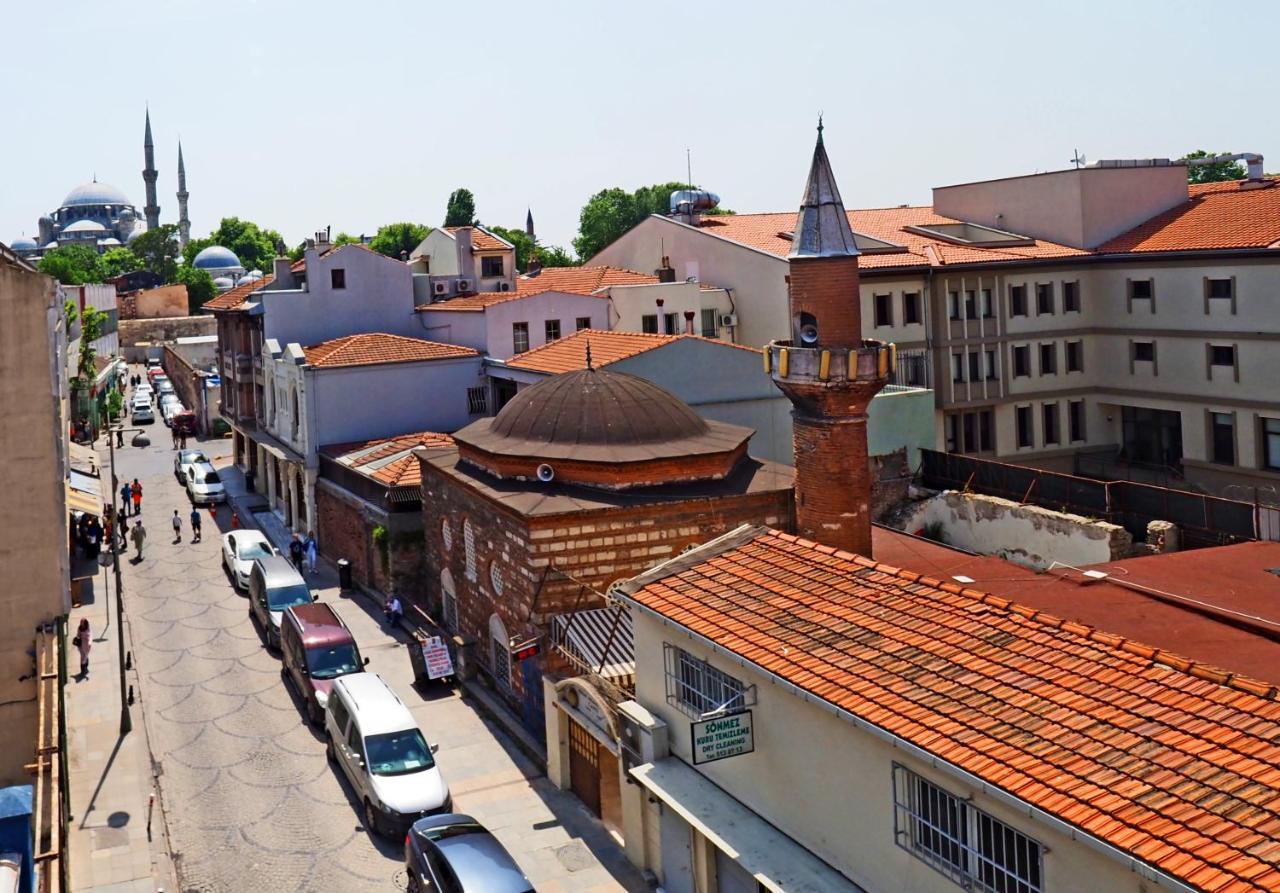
[485,292,609,359]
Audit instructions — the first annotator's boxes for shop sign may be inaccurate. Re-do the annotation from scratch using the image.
[691,710,754,764]
[421,636,455,680]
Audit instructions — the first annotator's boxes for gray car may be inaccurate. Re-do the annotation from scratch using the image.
[404,814,534,893]
[247,555,315,651]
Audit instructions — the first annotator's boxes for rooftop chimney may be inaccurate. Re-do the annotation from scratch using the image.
[455,227,476,285]
[656,298,666,334]
[684,310,696,335]
[656,256,677,283]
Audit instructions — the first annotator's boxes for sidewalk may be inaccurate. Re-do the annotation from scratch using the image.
[65,553,177,893]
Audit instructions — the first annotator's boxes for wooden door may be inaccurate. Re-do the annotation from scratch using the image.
[568,719,601,817]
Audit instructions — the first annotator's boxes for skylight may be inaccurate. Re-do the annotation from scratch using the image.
[904,222,1035,247]
[776,230,908,254]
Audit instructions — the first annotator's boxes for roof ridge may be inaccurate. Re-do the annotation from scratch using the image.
[765,529,1280,701]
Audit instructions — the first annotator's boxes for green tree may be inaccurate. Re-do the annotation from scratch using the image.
[444,189,478,227]
[486,225,535,272]
[100,246,142,279]
[129,224,182,281]
[38,244,103,284]
[633,181,694,218]
[63,298,79,337]
[1184,150,1246,184]
[175,266,218,313]
[185,217,286,274]
[536,244,577,267]
[333,232,362,247]
[369,222,431,259]
[75,306,106,383]
[573,182,732,260]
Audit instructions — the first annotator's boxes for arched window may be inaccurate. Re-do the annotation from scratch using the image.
[463,518,476,581]
[290,387,300,438]
[489,613,510,690]
[440,568,457,632]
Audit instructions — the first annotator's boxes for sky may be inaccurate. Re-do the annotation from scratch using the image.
[3,0,1275,256]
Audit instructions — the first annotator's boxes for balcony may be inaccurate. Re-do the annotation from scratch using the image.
[765,339,895,386]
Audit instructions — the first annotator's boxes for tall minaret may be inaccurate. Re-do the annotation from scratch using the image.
[767,120,894,557]
[525,208,535,239]
[142,107,160,230]
[176,142,191,248]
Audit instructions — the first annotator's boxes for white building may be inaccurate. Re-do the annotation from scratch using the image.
[409,225,516,299]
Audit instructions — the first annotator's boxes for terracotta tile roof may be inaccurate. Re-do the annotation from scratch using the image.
[322,431,454,488]
[443,226,511,251]
[417,265,658,312]
[202,274,275,312]
[1100,178,1280,254]
[620,526,1280,893]
[301,333,478,369]
[504,329,759,375]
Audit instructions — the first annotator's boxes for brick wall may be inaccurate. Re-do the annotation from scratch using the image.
[161,346,201,414]
[793,412,874,556]
[787,256,863,346]
[118,315,215,347]
[316,480,424,600]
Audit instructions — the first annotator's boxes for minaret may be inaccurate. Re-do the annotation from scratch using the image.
[767,120,894,557]
[176,142,191,249]
[142,107,160,230]
[525,208,535,239]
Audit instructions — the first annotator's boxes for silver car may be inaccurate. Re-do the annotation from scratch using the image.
[405,815,534,893]
[131,399,155,424]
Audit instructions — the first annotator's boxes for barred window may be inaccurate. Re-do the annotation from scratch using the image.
[893,764,1043,893]
[664,643,748,718]
[463,518,477,581]
[466,386,488,415]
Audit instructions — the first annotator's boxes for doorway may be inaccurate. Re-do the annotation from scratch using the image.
[1121,406,1183,468]
[493,378,519,412]
[568,719,601,816]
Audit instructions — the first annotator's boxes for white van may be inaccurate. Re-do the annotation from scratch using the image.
[324,673,450,838]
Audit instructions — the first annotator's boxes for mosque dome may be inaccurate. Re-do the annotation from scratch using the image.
[212,276,235,291]
[98,238,122,247]
[43,241,59,250]
[63,181,132,208]
[193,245,242,271]
[63,219,108,234]
[10,236,38,251]
[452,368,752,490]
[125,227,146,244]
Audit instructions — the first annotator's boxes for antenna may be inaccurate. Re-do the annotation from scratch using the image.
[1070,149,1087,169]
[686,148,692,190]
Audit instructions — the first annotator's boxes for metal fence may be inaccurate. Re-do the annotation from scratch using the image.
[920,450,1266,549]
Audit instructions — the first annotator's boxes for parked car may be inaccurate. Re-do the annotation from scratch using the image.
[281,603,368,725]
[134,381,153,398]
[172,410,198,436]
[248,556,315,650]
[185,462,226,505]
[405,814,535,893]
[157,380,175,397]
[221,530,277,590]
[325,673,450,838]
[130,399,154,424]
[160,398,186,426]
[146,357,161,371]
[174,449,208,481]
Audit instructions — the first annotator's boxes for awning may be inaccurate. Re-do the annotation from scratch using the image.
[551,607,634,683]
[66,478,102,517]
[68,442,100,476]
[631,759,866,893]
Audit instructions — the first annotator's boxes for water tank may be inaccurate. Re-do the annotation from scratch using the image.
[669,189,720,215]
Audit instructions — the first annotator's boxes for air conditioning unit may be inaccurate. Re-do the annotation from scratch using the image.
[456,278,472,293]
[617,701,669,773]
[498,282,511,292]
[719,313,738,328]
[432,281,448,296]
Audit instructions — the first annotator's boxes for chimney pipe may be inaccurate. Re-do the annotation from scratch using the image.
[656,298,665,334]
[656,255,676,283]
[684,310,696,335]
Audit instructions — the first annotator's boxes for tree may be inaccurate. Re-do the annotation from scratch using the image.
[333,232,362,247]
[63,298,78,336]
[486,225,535,272]
[175,266,217,313]
[38,244,103,284]
[633,181,694,219]
[75,306,106,383]
[185,217,286,274]
[536,244,577,268]
[1184,150,1245,184]
[100,246,142,279]
[444,189,478,227]
[572,181,732,260]
[129,224,182,281]
[369,222,431,259]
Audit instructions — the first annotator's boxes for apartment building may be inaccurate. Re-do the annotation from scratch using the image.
[591,161,1280,497]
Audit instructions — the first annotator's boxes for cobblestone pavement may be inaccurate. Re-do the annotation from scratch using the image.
[110,392,644,892]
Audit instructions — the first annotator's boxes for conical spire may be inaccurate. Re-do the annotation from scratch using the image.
[177,141,186,182]
[788,117,858,259]
[144,106,154,147]
[526,208,535,238]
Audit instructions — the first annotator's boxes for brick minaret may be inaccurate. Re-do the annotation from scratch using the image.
[768,121,895,557]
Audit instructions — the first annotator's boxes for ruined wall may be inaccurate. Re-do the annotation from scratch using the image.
[118,314,216,352]
[901,490,1131,570]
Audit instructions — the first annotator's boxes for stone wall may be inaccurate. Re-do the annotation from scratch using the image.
[118,315,216,353]
[900,490,1132,570]
[315,480,423,601]
[118,284,188,320]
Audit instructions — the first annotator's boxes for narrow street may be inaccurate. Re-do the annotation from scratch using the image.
[103,381,645,892]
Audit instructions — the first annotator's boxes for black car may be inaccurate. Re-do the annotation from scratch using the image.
[405,814,534,893]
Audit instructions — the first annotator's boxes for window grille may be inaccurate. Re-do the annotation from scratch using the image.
[463,518,477,581]
[701,307,719,338]
[663,643,750,718]
[466,386,488,415]
[892,764,1043,893]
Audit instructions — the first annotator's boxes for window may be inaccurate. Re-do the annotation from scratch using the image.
[1012,346,1030,378]
[330,268,346,290]
[576,316,592,332]
[440,519,453,552]
[951,353,965,383]
[893,764,1043,893]
[1035,283,1054,315]
[488,561,504,597]
[466,385,487,415]
[948,291,961,321]
[981,288,994,319]
[1065,340,1083,373]
[1042,403,1060,445]
[1210,344,1235,367]
[665,312,679,334]
[967,351,981,383]
[947,410,995,454]
[1262,418,1280,470]
[512,322,529,354]
[874,293,893,327]
[1069,400,1086,442]
[481,256,504,278]
[1016,406,1033,448]
[1207,278,1234,300]
[984,349,998,380]
[440,570,457,631]
[1211,412,1235,465]
[1063,280,1080,312]
[489,614,511,690]
[1128,277,1155,312]
[701,308,718,337]
[544,319,561,342]
[964,290,977,320]
[1132,340,1155,363]
[1039,343,1057,375]
[641,314,658,334]
[1009,285,1028,317]
[903,292,921,325]
[463,518,476,581]
[664,643,747,718]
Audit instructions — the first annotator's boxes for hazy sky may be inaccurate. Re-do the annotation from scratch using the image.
[3,0,1274,255]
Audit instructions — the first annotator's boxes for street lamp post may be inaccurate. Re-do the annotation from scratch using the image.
[106,422,150,736]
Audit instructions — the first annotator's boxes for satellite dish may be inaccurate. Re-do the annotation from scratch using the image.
[536,464,555,482]
[799,324,819,345]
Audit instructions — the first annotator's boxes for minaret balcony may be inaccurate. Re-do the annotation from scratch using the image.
[765,339,895,414]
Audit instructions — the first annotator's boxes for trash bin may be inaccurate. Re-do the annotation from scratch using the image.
[337,558,352,590]
[244,469,256,492]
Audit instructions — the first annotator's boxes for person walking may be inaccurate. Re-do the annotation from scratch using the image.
[190,507,202,543]
[85,517,101,561]
[179,431,188,450]
[131,521,147,559]
[171,427,180,449]
[304,531,318,575]
[288,533,304,574]
[120,482,132,516]
[171,510,183,543]
[116,515,128,553]
[131,479,143,515]
[73,618,91,677]
[383,595,403,629]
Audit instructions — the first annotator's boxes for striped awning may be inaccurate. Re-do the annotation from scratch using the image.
[551,607,634,683]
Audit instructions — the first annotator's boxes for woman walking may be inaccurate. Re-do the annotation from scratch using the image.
[304,531,318,575]
[73,618,91,677]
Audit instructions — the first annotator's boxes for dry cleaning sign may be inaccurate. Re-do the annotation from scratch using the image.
[692,710,754,764]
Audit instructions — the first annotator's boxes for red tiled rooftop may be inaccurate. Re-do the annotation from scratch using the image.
[443,226,511,251]
[620,526,1280,893]
[1100,178,1280,254]
[202,274,275,312]
[301,333,478,369]
[322,431,454,488]
[418,265,659,312]
[504,329,759,375]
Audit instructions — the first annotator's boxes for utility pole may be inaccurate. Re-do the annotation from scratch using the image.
[106,423,149,736]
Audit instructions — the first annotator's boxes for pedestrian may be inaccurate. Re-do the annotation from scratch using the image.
[304,531,318,575]
[85,517,101,561]
[383,595,403,628]
[120,482,132,515]
[179,431,188,450]
[190,507,202,543]
[117,515,128,552]
[172,427,180,449]
[288,533,304,573]
[73,618,91,677]
[171,509,183,543]
[131,479,143,515]
[131,521,147,559]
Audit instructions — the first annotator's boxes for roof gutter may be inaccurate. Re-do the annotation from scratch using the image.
[613,526,1201,893]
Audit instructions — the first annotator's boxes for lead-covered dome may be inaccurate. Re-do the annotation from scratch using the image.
[63,181,131,207]
[193,245,242,270]
[453,368,752,490]
[10,236,37,251]
[63,219,107,234]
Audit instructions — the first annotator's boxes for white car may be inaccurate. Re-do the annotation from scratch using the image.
[134,382,153,399]
[221,530,278,590]
[131,399,154,424]
[174,449,208,481]
[160,396,185,425]
[185,462,226,505]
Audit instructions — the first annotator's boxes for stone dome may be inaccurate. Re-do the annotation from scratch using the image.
[10,236,37,251]
[212,276,235,290]
[125,227,146,244]
[453,368,753,490]
[193,245,242,270]
[98,237,122,247]
[63,219,107,233]
[63,181,131,207]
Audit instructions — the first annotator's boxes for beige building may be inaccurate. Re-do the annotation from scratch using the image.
[0,244,71,784]
[591,164,1280,498]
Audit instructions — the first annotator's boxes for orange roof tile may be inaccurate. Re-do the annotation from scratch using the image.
[443,226,511,251]
[504,328,759,375]
[301,333,478,369]
[202,274,275,312]
[1100,179,1280,254]
[322,431,454,489]
[418,265,658,312]
[619,527,1280,893]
